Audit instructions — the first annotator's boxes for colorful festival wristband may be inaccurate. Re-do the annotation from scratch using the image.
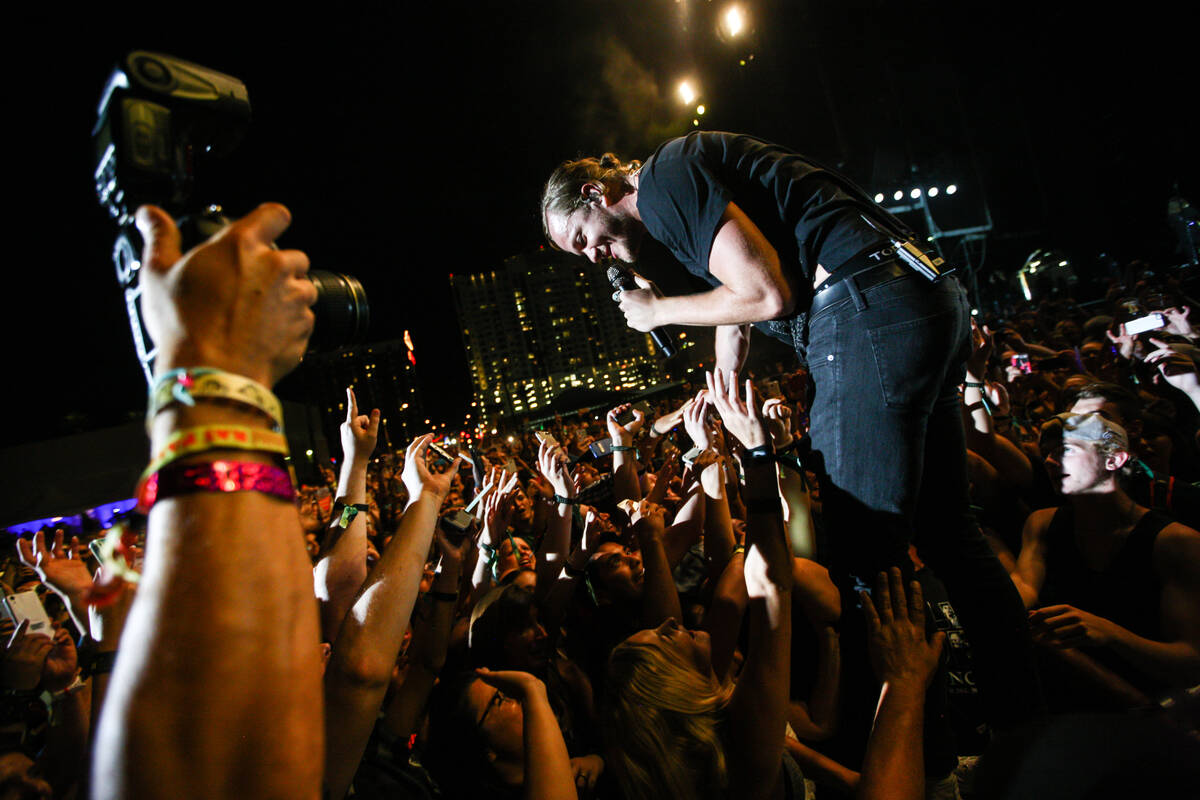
[138,460,296,512]
[334,501,371,528]
[149,368,284,431]
[143,425,289,480]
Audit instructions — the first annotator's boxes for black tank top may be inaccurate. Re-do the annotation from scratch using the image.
[1040,504,1170,693]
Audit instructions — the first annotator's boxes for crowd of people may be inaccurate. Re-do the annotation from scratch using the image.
[2,201,1199,800]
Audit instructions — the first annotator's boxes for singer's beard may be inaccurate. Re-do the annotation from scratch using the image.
[607,216,645,263]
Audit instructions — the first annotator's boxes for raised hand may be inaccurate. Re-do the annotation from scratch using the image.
[340,386,380,464]
[1,621,52,691]
[861,568,944,689]
[474,666,546,701]
[536,439,573,499]
[401,434,461,504]
[136,202,317,388]
[966,319,993,379]
[630,499,667,542]
[681,391,714,450]
[434,526,474,572]
[1162,306,1196,339]
[42,626,79,693]
[1106,323,1137,361]
[706,369,768,451]
[1145,337,1200,395]
[17,530,92,628]
[483,483,517,540]
[607,403,646,444]
[984,381,1012,418]
[761,397,794,450]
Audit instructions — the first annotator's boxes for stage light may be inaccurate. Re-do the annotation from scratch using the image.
[910,188,922,199]
[697,105,706,115]
[722,5,746,37]
[693,119,700,126]
[946,184,958,195]
[678,80,697,105]
[928,187,939,197]
[893,190,903,201]
[874,193,884,203]
[1058,260,1068,267]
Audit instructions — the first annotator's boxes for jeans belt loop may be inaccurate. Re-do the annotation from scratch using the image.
[847,275,868,312]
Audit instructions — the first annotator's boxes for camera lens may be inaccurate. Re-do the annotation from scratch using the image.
[308,270,370,351]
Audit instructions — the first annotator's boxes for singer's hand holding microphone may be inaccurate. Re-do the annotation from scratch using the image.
[613,272,659,332]
[607,265,677,357]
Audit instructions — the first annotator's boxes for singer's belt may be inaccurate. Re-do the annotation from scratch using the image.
[808,259,913,318]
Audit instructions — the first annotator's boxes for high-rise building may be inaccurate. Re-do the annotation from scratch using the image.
[286,337,426,458]
[451,248,663,423]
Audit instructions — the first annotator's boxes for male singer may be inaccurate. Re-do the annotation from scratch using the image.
[541,131,1039,726]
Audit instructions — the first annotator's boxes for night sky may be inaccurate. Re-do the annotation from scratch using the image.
[7,1,1195,450]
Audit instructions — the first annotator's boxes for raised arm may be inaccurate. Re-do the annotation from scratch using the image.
[323,435,460,799]
[534,438,575,600]
[382,526,473,742]
[314,385,380,643]
[607,403,645,505]
[93,203,323,800]
[709,369,793,800]
[474,668,577,800]
[857,569,945,800]
[631,499,684,629]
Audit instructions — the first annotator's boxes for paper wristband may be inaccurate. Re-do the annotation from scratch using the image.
[149,368,284,431]
[336,502,370,528]
[142,425,289,481]
[138,460,296,511]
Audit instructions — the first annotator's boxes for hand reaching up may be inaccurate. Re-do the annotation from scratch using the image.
[706,369,768,451]
[340,386,380,465]
[401,434,460,504]
[761,397,794,450]
[861,568,944,690]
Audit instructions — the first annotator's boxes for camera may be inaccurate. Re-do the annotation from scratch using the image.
[93,51,369,383]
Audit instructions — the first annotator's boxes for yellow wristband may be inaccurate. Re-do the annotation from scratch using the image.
[149,368,284,432]
[141,425,289,484]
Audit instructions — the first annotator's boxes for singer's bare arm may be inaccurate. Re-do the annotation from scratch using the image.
[645,203,797,328]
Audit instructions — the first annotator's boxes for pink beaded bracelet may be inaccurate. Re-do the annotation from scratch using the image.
[138,460,296,512]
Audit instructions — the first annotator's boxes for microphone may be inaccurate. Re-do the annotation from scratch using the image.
[607,265,677,358]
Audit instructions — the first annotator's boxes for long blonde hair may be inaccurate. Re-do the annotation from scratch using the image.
[602,636,734,800]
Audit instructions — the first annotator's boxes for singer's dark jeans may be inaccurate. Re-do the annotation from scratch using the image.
[802,268,1042,727]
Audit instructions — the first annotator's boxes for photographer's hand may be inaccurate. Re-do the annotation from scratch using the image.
[137,203,317,388]
[96,204,324,800]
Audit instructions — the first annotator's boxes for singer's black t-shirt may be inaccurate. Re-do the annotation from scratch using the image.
[636,131,894,311]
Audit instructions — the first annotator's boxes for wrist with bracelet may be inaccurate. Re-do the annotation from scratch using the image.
[333,500,371,528]
[149,367,284,432]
